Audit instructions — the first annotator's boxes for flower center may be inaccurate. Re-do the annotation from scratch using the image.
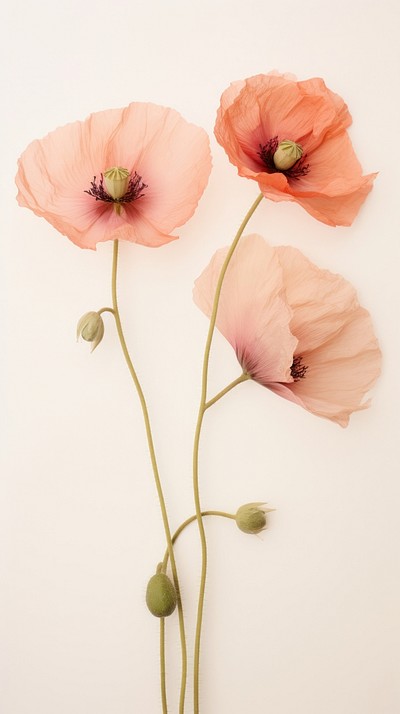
[104,166,131,199]
[258,137,309,180]
[84,166,147,214]
[290,355,308,381]
[273,140,303,170]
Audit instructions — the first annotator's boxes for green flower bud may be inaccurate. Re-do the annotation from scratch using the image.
[76,311,104,352]
[146,573,177,618]
[273,140,303,171]
[235,502,274,535]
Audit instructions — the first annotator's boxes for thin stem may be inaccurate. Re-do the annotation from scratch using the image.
[159,510,235,708]
[160,619,167,714]
[162,511,236,572]
[205,373,250,410]
[192,193,263,714]
[111,241,187,714]
[97,306,115,316]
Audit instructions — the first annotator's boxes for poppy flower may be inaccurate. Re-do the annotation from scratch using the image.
[214,73,376,226]
[16,102,212,249]
[193,235,381,426]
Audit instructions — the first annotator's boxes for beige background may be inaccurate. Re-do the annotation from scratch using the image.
[1,0,400,712]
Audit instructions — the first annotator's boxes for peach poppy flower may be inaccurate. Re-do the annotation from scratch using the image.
[193,235,381,426]
[16,103,211,249]
[214,73,376,226]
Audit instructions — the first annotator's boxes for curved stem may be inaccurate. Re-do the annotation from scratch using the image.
[111,240,187,714]
[205,373,250,411]
[192,193,264,714]
[161,510,235,572]
[97,306,115,316]
[159,510,235,710]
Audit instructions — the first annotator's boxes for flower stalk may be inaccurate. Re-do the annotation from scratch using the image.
[192,193,264,714]
[110,240,187,714]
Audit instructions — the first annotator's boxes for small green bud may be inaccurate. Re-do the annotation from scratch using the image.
[273,140,303,171]
[235,502,274,535]
[76,311,104,352]
[146,573,177,618]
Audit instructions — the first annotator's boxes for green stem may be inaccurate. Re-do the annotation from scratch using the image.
[161,510,236,572]
[192,193,263,714]
[160,618,167,714]
[205,373,250,410]
[159,510,235,710]
[111,240,187,714]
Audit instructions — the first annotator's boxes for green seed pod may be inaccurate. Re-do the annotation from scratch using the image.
[104,166,130,200]
[146,573,177,618]
[273,139,303,171]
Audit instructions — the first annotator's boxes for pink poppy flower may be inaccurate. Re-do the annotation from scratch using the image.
[193,235,381,426]
[214,73,376,226]
[16,103,211,249]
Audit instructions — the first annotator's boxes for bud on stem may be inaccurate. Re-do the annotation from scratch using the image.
[76,311,104,352]
[146,572,177,618]
[235,502,275,534]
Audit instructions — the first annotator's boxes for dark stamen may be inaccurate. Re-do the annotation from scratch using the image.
[290,355,308,381]
[257,136,310,180]
[84,172,147,205]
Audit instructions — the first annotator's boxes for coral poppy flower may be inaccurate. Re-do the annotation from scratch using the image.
[214,73,376,226]
[193,235,381,426]
[16,103,211,249]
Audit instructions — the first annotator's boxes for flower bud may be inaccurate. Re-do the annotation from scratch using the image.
[273,140,303,171]
[104,166,130,199]
[235,502,274,535]
[76,311,104,352]
[146,572,177,618]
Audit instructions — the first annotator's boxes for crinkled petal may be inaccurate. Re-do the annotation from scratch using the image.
[106,103,212,234]
[193,235,297,383]
[269,316,381,427]
[289,179,376,226]
[195,235,381,426]
[275,246,361,354]
[214,71,375,226]
[16,103,211,249]
[266,246,382,425]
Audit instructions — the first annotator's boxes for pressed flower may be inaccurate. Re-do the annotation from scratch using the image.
[193,235,381,426]
[214,72,376,226]
[16,103,211,249]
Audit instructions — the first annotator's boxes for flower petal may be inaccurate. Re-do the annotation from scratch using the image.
[195,235,381,426]
[194,235,297,384]
[269,314,381,427]
[214,72,375,226]
[16,103,211,249]
[275,245,361,354]
[267,246,382,425]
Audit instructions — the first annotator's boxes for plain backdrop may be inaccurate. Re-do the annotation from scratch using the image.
[1,1,400,712]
